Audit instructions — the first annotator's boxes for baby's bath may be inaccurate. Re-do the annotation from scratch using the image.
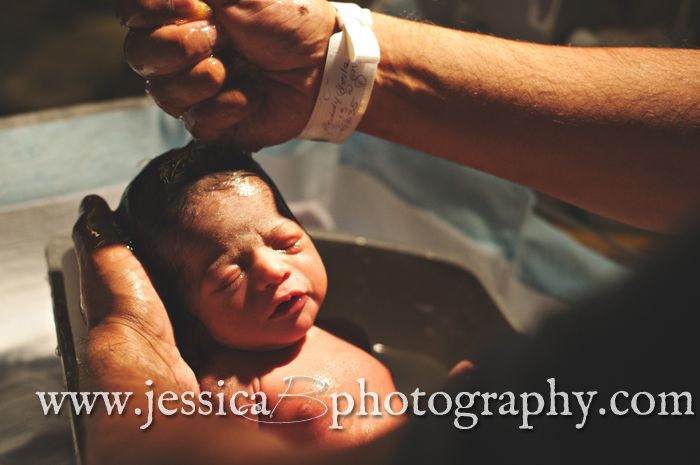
[47,227,520,461]
[1,97,618,463]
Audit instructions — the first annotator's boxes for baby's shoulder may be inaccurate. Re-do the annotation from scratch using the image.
[260,326,395,401]
[256,327,400,446]
[291,326,386,373]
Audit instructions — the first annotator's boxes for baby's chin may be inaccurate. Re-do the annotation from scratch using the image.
[262,314,318,351]
[229,331,311,352]
[219,309,318,352]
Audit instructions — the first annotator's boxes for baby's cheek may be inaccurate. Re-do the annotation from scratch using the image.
[305,256,328,301]
[194,303,232,340]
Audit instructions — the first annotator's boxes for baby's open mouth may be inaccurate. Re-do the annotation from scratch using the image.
[270,294,308,319]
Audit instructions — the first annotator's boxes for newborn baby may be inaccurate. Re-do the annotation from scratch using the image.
[118,142,402,448]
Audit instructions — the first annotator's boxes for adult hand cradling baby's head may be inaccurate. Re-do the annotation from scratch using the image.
[72,195,199,395]
[73,194,151,329]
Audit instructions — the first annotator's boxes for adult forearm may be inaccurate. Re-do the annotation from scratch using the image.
[360,14,700,231]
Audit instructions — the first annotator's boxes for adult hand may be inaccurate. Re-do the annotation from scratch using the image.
[120,0,336,150]
[73,195,198,394]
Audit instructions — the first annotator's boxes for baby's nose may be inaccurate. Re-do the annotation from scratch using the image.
[250,247,291,291]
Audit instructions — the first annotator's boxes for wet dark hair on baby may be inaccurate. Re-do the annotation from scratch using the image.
[116,141,296,345]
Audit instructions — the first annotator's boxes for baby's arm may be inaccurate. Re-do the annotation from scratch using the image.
[260,327,405,448]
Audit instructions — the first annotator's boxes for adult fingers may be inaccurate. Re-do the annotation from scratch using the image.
[72,196,172,334]
[125,20,221,78]
[72,195,125,256]
[115,0,212,28]
[73,195,133,327]
[182,87,260,140]
[147,57,226,116]
[443,360,478,392]
[447,360,477,379]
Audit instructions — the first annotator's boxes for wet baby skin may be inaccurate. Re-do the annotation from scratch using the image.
[175,175,403,447]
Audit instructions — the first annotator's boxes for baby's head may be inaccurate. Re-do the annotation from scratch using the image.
[118,142,327,351]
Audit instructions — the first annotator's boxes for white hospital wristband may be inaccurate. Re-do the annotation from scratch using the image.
[298,2,380,143]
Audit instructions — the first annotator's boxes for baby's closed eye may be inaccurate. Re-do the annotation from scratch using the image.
[268,224,304,253]
[274,236,302,253]
[214,264,243,293]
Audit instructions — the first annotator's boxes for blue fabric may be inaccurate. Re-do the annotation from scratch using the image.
[339,133,624,301]
[0,102,189,207]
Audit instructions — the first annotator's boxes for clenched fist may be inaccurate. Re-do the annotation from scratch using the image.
[118,0,336,149]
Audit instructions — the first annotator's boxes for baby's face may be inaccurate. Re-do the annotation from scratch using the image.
[177,175,327,350]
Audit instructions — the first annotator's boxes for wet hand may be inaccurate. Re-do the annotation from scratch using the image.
[73,195,198,394]
[115,0,213,28]
[119,0,337,150]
